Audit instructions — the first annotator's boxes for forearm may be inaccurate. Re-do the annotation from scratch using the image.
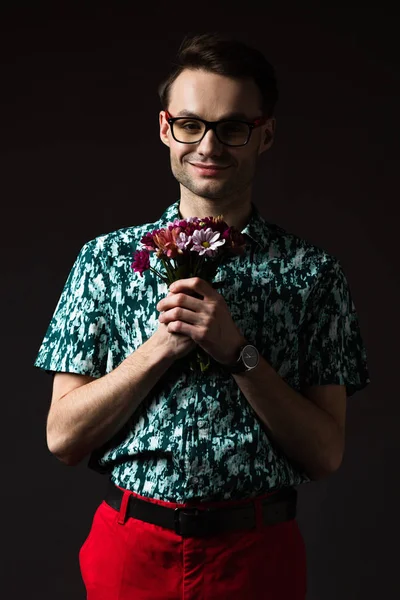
[47,338,174,465]
[233,354,344,480]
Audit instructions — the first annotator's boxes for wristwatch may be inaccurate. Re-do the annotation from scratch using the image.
[223,343,260,374]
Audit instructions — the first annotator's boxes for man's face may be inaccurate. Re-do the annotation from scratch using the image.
[159,69,275,201]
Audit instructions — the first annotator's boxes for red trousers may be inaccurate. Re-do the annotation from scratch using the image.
[79,486,307,599]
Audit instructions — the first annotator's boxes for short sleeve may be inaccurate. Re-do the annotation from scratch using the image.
[34,239,110,378]
[300,259,371,397]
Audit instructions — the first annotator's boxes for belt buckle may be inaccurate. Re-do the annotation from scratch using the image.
[174,506,212,537]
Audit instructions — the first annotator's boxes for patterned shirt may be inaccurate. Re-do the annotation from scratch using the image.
[34,200,370,502]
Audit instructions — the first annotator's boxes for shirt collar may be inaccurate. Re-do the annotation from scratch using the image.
[158,200,271,251]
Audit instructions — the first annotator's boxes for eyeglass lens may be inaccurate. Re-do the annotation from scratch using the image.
[172,119,250,146]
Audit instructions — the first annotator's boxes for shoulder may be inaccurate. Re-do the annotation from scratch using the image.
[266,220,341,281]
[81,217,161,266]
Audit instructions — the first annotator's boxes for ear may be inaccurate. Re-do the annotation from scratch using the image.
[159,111,171,147]
[258,117,276,156]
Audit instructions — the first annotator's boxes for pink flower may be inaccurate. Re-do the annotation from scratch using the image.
[167,219,188,229]
[153,227,181,258]
[132,249,150,276]
[190,228,226,257]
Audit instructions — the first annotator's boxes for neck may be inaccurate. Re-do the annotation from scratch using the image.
[178,187,253,232]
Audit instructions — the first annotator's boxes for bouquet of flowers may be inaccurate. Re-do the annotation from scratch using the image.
[131,213,247,372]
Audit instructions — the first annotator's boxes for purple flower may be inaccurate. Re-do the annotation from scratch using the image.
[131,249,150,276]
[176,232,192,252]
[222,227,247,254]
[190,227,226,257]
[140,230,159,250]
[202,215,229,234]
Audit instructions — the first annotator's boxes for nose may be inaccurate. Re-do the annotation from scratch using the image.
[197,128,224,157]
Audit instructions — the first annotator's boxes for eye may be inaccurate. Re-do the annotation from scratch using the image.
[179,120,202,131]
[220,122,247,134]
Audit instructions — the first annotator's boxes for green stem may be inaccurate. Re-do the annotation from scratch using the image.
[149,266,168,283]
[194,254,205,277]
[160,257,174,282]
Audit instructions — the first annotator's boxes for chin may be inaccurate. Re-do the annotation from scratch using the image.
[184,179,233,199]
[189,188,230,201]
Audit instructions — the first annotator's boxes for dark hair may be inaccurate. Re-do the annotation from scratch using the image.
[158,32,279,118]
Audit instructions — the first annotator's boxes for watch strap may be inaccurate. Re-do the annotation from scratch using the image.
[223,344,249,373]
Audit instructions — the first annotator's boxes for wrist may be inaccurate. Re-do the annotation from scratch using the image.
[220,339,260,374]
[135,336,175,370]
[221,336,248,367]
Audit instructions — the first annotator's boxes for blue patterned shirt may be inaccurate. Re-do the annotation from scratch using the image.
[34,200,370,502]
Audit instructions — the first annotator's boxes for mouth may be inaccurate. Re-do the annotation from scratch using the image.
[189,163,231,176]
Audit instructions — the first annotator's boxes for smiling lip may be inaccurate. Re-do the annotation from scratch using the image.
[190,163,229,169]
[189,163,230,175]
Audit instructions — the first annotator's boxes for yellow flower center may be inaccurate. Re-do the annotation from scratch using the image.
[202,241,210,248]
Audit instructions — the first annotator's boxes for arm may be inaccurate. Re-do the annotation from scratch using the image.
[47,334,176,467]
[158,277,349,481]
[232,351,346,480]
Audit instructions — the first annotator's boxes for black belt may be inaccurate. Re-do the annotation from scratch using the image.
[105,482,297,538]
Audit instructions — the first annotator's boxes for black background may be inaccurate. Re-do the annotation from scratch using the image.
[1,2,398,598]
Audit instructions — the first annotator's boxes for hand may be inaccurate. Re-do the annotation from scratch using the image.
[156,277,246,365]
[151,292,197,361]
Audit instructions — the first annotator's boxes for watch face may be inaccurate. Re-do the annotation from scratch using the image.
[242,345,259,368]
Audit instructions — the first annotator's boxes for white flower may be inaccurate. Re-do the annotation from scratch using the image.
[190,227,226,257]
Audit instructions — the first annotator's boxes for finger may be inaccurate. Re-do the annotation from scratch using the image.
[157,292,200,313]
[169,277,213,299]
[167,320,195,338]
[160,306,199,325]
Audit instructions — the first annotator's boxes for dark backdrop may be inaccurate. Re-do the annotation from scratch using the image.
[1,3,398,598]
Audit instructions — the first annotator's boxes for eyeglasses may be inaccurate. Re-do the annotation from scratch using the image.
[165,111,268,147]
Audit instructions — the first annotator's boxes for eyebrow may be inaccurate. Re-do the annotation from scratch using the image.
[175,110,254,121]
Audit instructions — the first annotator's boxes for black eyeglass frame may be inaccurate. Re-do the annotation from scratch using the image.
[165,110,268,147]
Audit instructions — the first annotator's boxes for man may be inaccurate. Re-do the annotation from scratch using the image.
[34,33,370,599]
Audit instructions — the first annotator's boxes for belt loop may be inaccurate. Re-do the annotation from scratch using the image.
[117,490,131,525]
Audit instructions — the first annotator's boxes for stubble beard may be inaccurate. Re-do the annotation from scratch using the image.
[170,156,257,201]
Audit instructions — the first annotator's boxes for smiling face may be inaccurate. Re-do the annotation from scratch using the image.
[159,69,275,203]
